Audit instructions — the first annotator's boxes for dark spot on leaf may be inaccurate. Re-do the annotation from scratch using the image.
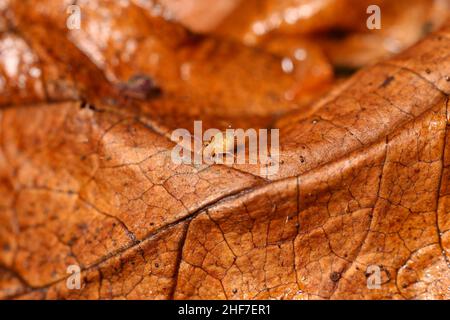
[67,236,77,246]
[330,272,341,282]
[77,223,88,231]
[327,28,350,41]
[80,101,88,109]
[380,76,395,88]
[334,65,359,77]
[422,21,434,36]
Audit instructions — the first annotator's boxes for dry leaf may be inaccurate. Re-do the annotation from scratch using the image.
[0,0,449,300]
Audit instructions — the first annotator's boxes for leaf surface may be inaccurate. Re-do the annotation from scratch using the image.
[0,1,449,300]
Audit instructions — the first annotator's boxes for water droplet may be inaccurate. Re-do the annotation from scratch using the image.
[29,67,41,78]
[283,4,317,25]
[284,8,299,25]
[252,22,266,36]
[294,48,307,61]
[3,49,19,78]
[268,13,282,28]
[281,57,294,74]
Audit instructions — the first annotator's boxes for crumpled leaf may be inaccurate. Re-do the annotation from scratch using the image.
[212,0,449,67]
[0,0,449,300]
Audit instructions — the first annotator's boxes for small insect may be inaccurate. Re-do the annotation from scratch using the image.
[202,131,236,163]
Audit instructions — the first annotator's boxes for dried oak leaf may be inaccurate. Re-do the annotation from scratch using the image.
[0,1,449,300]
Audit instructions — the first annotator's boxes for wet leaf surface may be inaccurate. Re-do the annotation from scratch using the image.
[0,0,449,299]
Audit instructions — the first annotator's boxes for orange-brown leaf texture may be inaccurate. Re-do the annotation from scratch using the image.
[0,0,449,300]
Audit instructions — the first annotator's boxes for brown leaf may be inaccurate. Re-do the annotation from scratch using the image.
[0,1,449,300]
